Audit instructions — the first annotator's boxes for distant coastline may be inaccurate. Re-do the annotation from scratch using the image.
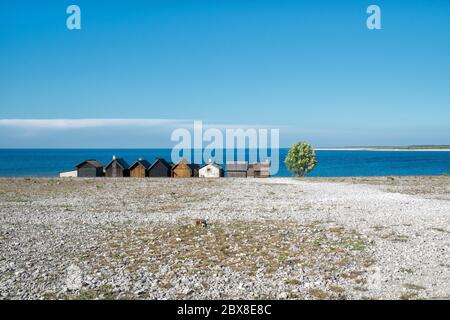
[317,145,450,151]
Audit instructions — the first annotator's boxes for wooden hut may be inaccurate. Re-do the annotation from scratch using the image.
[172,159,199,177]
[199,160,224,178]
[75,160,104,177]
[147,158,173,177]
[247,163,255,177]
[129,158,152,178]
[226,161,248,177]
[253,161,270,178]
[104,156,130,177]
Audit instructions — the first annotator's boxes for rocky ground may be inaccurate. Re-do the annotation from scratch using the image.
[0,176,449,300]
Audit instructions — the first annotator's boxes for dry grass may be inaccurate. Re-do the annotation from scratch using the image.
[57,220,373,300]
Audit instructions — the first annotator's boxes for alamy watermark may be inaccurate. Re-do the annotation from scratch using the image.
[66,4,381,31]
[66,5,81,30]
[171,121,280,175]
[367,5,382,30]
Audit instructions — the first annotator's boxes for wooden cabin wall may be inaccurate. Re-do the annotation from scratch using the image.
[148,162,171,177]
[254,163,270,177]
[173,163,191,177]
[130,165,146,178]
[227,171,247,178]
[247,164,255,177]
[77,165,103,177]
[105,161,129,177]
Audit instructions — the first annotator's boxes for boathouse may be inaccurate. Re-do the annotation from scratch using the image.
[253,161,270,178]
[147,158,173,177]
[199,160,224,178]
[226,161,248,177]
[172,159,199,177]
[75,160,104,177]
[104,156,130,177]
[129,158,152,178]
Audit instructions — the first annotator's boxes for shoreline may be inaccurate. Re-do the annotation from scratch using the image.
[0,147,449,151]
[316,148,450,151]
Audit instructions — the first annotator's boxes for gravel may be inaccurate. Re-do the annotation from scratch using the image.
[0,176,449,300]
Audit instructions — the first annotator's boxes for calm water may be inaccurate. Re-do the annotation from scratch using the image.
[0,149,449,177]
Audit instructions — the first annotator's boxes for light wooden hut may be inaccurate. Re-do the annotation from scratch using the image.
[172,159,199,177]
[253,161,270,178]
[129,158,152,178]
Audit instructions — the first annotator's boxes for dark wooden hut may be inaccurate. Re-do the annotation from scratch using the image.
[172,159,199,177]
[75,160,104,177]
[147,158,173,177]
[104,156,130,177]
[129,158,152,178]
[226,161,248,177]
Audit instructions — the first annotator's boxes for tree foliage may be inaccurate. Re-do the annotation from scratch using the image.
[285,142,317,177]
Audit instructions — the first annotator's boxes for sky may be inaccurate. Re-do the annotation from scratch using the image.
[0,0,449,148]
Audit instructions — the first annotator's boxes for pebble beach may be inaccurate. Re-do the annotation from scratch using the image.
[0,176,449,300]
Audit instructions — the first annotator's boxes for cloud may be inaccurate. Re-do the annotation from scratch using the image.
[0,118,289,130]
[0,118,293,148]
[0,119,447,148]
[0,118,195,147]
[0,118,191,130]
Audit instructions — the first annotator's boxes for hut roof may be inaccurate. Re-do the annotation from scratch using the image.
[188,163,200,170]
[75,160,103,169]
[148,158,173,171]
[105,158,130,170]
[226,161,248,171]
[253,162,270,170]
[200,162,223,170]
[172,159,200,171]
[130,159,152,170]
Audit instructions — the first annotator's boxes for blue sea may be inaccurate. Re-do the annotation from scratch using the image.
[0,149,449,177]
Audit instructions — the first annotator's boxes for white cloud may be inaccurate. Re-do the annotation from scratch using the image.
[0,118,288,130]
[0,118,191,130]
[0,118,299,148]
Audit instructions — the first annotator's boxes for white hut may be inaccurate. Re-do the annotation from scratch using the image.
[59,170,78,178]
[199,160,224,178]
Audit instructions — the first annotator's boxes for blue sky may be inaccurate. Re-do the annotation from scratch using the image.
[0,0,449,147]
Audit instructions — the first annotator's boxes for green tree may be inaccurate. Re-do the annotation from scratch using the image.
[285,142,317,177]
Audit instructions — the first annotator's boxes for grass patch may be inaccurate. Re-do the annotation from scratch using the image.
[329,285,345,293]
[285,279,301,285]
[308,288,329,299]
[380,232,409,243]
[400,292,419,300]
[399,268,414,274]
[63,285,115,300]
[403,283,425,291]
[431,227,450,234]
